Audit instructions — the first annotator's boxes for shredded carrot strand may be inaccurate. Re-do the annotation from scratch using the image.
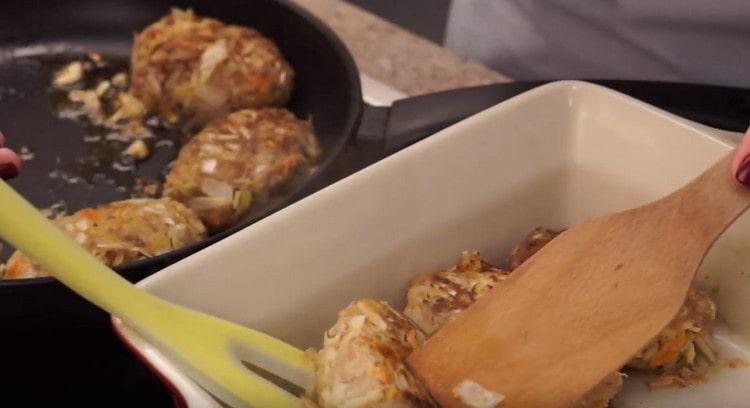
[649,330,688,367]
[80,208,98,221]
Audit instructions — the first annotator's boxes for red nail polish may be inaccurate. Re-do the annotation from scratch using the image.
[736,156,750,187]
[0,162,19,179]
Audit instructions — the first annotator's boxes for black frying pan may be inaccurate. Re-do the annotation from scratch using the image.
[0,1,361,400]
[0,0,362,278]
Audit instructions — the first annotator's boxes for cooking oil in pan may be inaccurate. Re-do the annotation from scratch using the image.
[48,53,189,199]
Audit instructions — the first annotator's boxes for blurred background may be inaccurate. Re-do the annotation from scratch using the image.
[345,0,452,44]
[346,0,750,88]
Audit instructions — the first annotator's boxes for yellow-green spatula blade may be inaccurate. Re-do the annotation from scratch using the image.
[0,180,313,407]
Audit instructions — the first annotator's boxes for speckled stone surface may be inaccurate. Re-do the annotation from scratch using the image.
[292,0,510,96]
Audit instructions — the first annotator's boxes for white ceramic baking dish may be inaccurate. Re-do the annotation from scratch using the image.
[113,81,750,407]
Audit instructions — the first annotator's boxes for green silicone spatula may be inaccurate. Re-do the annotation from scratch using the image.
[0,179,313,407]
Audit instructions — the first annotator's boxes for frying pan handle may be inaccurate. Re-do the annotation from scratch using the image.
[370,80,750,155]
[381,81,546,153]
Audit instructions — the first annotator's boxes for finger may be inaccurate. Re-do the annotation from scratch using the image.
[0,147,22,179]
[733,126,750,186]
[0,130,5,147]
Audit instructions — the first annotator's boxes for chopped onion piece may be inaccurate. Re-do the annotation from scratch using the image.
[125,139,150,161]
[201,159,217,174]
[75,219,89,231]
[200,178,233,199]
[111,72,128,88]
[107,92,146,125]
[199,38,228,83]
[68,89,103,123]
[453,380,505,408]
[186,196,232,211]
[53,62,83,87]
[75,232,88,245]
[95,80,111,97]
[232,189,252,211]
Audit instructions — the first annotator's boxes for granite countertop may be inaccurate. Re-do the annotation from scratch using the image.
[292,0,510,96]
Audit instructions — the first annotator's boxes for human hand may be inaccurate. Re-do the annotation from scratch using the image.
[733,126,750,187]
[0,131,22,180]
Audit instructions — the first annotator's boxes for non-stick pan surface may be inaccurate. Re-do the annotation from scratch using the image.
[0,0,362,279]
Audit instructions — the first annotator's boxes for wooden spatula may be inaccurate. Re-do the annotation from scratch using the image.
[408,152,749,408]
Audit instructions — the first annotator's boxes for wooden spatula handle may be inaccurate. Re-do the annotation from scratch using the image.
[658,151,750,249]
